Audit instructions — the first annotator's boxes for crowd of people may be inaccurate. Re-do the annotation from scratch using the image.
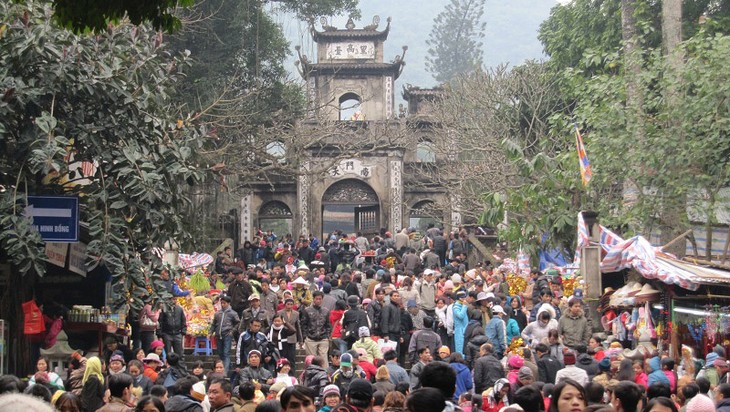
[5,226,730,412]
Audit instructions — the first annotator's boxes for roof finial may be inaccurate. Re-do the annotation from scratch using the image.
[345,18,356,30]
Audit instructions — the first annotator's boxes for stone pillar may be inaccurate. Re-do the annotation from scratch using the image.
[298,162,311,236]
[240,193,253,242]
[389,157,403,232]
[450,194,462,232]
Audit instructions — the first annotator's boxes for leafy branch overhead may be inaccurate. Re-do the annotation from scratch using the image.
[0,0,206,311]
[50,0,360,33]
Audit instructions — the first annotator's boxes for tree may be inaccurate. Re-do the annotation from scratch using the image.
[50,0,359,33]
[425,0,486,83]
[0,0,208,372]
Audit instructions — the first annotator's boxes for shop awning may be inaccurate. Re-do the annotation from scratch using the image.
[576,213,730,291]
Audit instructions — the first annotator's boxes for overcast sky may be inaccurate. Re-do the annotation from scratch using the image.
[274,0,559,92]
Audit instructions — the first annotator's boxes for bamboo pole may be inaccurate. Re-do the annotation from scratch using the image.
[661,229,693,252]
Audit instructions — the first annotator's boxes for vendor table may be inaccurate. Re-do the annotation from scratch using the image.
[65,322,128,356]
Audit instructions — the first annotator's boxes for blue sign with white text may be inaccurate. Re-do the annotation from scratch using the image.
[26,196,79,242]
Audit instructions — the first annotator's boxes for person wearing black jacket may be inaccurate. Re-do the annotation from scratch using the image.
[380,291,403,353]
[535,342,563,384]
[339,273,361,299]
[473,343,506,396]
[399,303,414,365]
[227,270,253,317]
[159,302,187,363]
[342,296,371,347]
[367,289,385,337]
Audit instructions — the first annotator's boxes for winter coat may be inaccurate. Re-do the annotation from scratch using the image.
[485,317,505,355]
[367,300,384,335]
[410,361,427,390]
[330,309,344,339]
[537,354,563,384]
[301,304,331,340]
[464,320,485,346]
[453,301,469,354]
[557,309,592,348]
[451,362,473,399]
[240,307,270,333]
[342,308,371,343]
[576,353,599,380]
[240,366,273,393]
[408,328,442,363]
[647,357,670,387]
[505,318,520,344]
[302,364,330,397]
[521,319,558,346]
[228,280,253,313]
[95,398,134,412]
[380,301,402,336]
[352,338,383,362]
[465,335,489,368]
[159,305,187,336]
[165,395,204,412]
[474,354,506,395]
[373,380,395,394]
[211,306,240,338]
[236,330,268,366]
[716,397,730,412]
[415,280,437,311]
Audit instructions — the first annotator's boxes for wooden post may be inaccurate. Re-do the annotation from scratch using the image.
[581,215,603,331]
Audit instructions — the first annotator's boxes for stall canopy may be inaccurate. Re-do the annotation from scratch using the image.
[576,213,730,291]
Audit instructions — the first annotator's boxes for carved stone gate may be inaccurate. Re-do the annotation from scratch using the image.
[321,179,380,236]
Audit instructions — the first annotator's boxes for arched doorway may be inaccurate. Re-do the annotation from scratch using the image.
[322,179,379,237]
[410,200,441,233]
[258,201,293,236]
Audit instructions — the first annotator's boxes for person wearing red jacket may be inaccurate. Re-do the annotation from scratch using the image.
[330,300,347,354]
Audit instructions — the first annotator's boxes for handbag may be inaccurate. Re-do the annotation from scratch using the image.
[140,310,158,331]
[23,300,45,335]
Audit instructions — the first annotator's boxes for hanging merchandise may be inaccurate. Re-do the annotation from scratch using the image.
[506,273,527,296]
[687,322,705,344]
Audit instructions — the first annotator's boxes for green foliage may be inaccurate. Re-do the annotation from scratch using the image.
[425,0,486,83]
[51,0,194,33]
[0,0,206,311]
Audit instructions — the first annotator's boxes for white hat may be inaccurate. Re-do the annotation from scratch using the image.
[476,292,489,302]
[492,305,505,315]
[248,294,260,301]
[191,381,206,401]
[464,269,477,280]
[292,276,309,286]
[424,269,435,276]
[451,274,463,284]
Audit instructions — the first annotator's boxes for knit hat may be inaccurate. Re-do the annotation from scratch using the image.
[598,357,611,371]
[451,274,462,284]
[191,381,206,401]
[456,290,467,299]
[109,354,125,364]
[347,379,373,402]
[340,353,353,367]
[150,340,165,350]
[248,349,262,359]
[438,346,451,357]
[362,298,371,306]
[407,299,417,308]
[686,394,715,412]
[706,352,719,366]
[358,326,370,338]
[563,351,576,365]
[322,384,341,398]
[508,355,524,369]
[444,280,454,290]
[517,367,533,381]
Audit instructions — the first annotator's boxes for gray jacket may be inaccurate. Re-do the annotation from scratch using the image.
[211,307,239,338]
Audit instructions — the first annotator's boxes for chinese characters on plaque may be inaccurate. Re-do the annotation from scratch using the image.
[326,42,376,60]
[328,159,375,179]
